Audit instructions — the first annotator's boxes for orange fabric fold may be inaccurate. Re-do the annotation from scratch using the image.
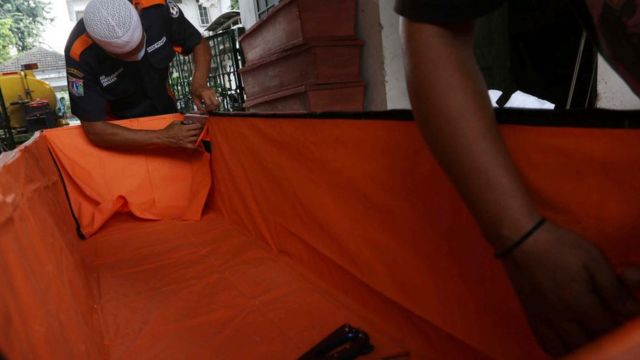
[44,114,211,237]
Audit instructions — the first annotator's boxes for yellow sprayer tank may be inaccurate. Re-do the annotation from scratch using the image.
[0,70,57,128]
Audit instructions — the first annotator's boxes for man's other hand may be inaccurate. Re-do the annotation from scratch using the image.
[191,86,220,112]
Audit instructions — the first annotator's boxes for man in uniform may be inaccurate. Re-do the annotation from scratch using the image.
[396,0,640,356]
[65,0,219,150]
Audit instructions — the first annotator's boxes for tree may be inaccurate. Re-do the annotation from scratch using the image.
[0,19,14,62]
[0,0,51,53]
[230,0,238,10]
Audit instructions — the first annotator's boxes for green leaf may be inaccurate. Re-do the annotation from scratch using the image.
[0,0,52,53]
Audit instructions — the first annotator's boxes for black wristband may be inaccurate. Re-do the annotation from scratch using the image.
[495,218,547,259]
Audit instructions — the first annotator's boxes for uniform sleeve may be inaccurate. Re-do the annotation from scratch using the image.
[395,0,506,23]
[65,56,108,122]
[164,0,203,56]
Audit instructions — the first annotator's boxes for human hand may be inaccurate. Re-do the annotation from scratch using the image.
[622,265,640,289]
[191,85,220,112]
[160,120,204,149]
[622,0,640,33]
[501,221,640,356]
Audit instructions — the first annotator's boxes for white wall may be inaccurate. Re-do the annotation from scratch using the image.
[71,0,90,22]
[378,0,410,110]
[238,0,258,29]
[36,69,68,91]
[356,0,386,110]
[596,55,640,110]
[355,0,410,110]
[65,0,75,21]
[220,0,232,12]
[179,2,208,33]
[181,0,236,33]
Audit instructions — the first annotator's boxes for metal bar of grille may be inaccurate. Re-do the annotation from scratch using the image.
[168,53,195,112]
[169,28,245,113]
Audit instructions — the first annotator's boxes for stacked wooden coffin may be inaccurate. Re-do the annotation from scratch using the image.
[239,0,365,112]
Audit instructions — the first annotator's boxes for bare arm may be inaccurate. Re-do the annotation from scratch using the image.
[401,20,538,247]
[81,120,203,151]
[400,18,640,356]
[190,39,220,112]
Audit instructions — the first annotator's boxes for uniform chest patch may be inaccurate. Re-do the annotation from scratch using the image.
[167,0,180,18]
[147,36,167,53]
[68,76,84,96]
[100,68,124,87]
[67,67,84,78]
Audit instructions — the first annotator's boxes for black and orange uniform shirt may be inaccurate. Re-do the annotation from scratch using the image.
[395,0,640,96]
[64,0,202,122]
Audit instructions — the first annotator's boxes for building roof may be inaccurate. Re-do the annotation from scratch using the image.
[206,10,241,33]
[0,47,66,73]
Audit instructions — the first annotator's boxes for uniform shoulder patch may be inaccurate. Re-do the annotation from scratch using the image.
[67,67,84,78]
[69,33,94,62]
[167,0,180,18]
[68,76,85,97]
[133,0,166,10]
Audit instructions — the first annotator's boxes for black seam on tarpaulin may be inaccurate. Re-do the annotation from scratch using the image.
[48,149,86,240]
[207,109,416,121]
[493,109,640,128]
[208,108,640,128]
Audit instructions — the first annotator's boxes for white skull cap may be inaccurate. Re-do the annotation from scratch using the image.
[84,0,144,57]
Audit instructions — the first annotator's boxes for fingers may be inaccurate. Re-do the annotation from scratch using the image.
[183,141,199,149]
[531,322,565,357]
[573,295,617,337]
[179,127,203,139]
[191,91,206,111]
[556,321,590,352]
[174,123,203,148]
[504,224,640,357]
[622,266,640,290]
[183,124,204,148]
[185,131,203,138]
[194,98,206,112]
[192,88,220,112]
[201,93,220,111]
[182,123,203,131]
[207,98,220,111]
[170,120,202,131]
[183,132,202,148]
[590,257,640,320]
[179,133,200,149]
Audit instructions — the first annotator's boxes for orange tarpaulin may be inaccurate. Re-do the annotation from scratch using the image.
[44,114,211,237]
[0,136,105,359]
[1,110,640,359]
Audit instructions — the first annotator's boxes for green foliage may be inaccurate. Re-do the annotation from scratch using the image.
[230,0,239,10]
[0,18,14,62]
[0,0,51,53]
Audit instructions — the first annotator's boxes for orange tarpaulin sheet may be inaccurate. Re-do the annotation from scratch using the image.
[44,114,211,237]
[1,111,640,359]
[208,114,640,359]
[77,211,478,359]
[0,135,105,359]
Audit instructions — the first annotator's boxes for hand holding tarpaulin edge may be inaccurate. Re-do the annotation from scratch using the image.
[182,113,209,145]
[44,113,211,237]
